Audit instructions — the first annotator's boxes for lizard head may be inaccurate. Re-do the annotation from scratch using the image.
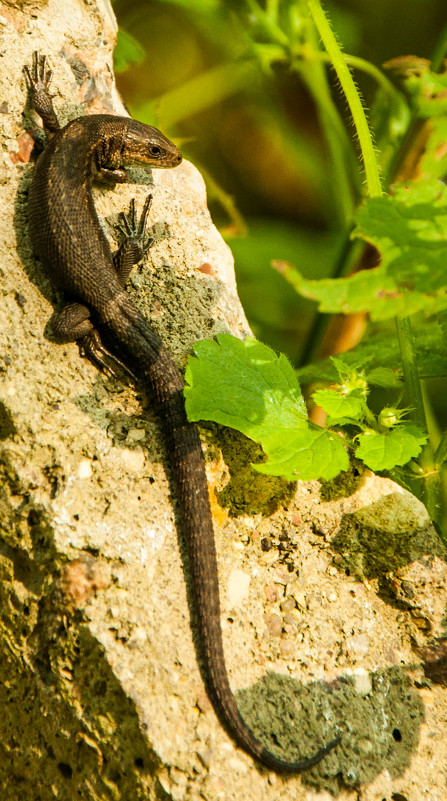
[121,119,182,169]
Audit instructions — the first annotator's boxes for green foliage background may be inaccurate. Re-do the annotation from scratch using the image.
[112,0,446,360]
[111,0,447,537]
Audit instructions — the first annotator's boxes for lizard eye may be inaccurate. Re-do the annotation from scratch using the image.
[150,145,162,157]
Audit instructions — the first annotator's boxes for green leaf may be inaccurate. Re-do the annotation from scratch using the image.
[280,180,447,320]
[277,259,396,316]
[355,426,427,471]
[364,367,402,388]
[312,387,365,423]
[184,335,348,480]
[353,180,447,291]
[254,426,349,481]
[185,335,307,431]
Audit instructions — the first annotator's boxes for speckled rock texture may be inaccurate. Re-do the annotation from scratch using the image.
[1,1,447,800]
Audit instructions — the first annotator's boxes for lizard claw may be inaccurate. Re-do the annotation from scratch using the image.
[114,194,154,258]
[24,51,60,135]
[24,51,53,94]
[79,330,137,381]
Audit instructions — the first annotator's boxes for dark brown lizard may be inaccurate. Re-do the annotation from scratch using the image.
[24,51,340,772]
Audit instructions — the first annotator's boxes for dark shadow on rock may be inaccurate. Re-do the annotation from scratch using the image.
[0,452,161,799]
[0,402,17,442]
[330,494,446,601]
[236,667,423,795]
[319,460,365,503]
[0,620,162,800]
[213,426,295,517]
[415,640,447,686]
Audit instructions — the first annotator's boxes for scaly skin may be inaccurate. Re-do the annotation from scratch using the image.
[25,52,340,771]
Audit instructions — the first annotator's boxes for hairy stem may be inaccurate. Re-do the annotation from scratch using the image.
[307,0,382,199]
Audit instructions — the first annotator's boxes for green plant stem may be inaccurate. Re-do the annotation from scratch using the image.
[395,317,429,448]
[390,317,446,542]
[394,317,441,533]
[396,317,447,546]
[307,0,382,199]
[306,2,429,446]
[300,3,445,541]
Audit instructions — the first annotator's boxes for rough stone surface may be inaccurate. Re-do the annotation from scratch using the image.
[1,1,447,799]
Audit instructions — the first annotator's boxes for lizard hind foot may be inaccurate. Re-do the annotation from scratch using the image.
[79,330,137,381]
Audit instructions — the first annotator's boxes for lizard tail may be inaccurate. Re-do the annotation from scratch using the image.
[161,388,341,772]
[104,296,341,772]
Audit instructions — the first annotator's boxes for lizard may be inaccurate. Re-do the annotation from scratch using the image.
[23,51,341,772]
